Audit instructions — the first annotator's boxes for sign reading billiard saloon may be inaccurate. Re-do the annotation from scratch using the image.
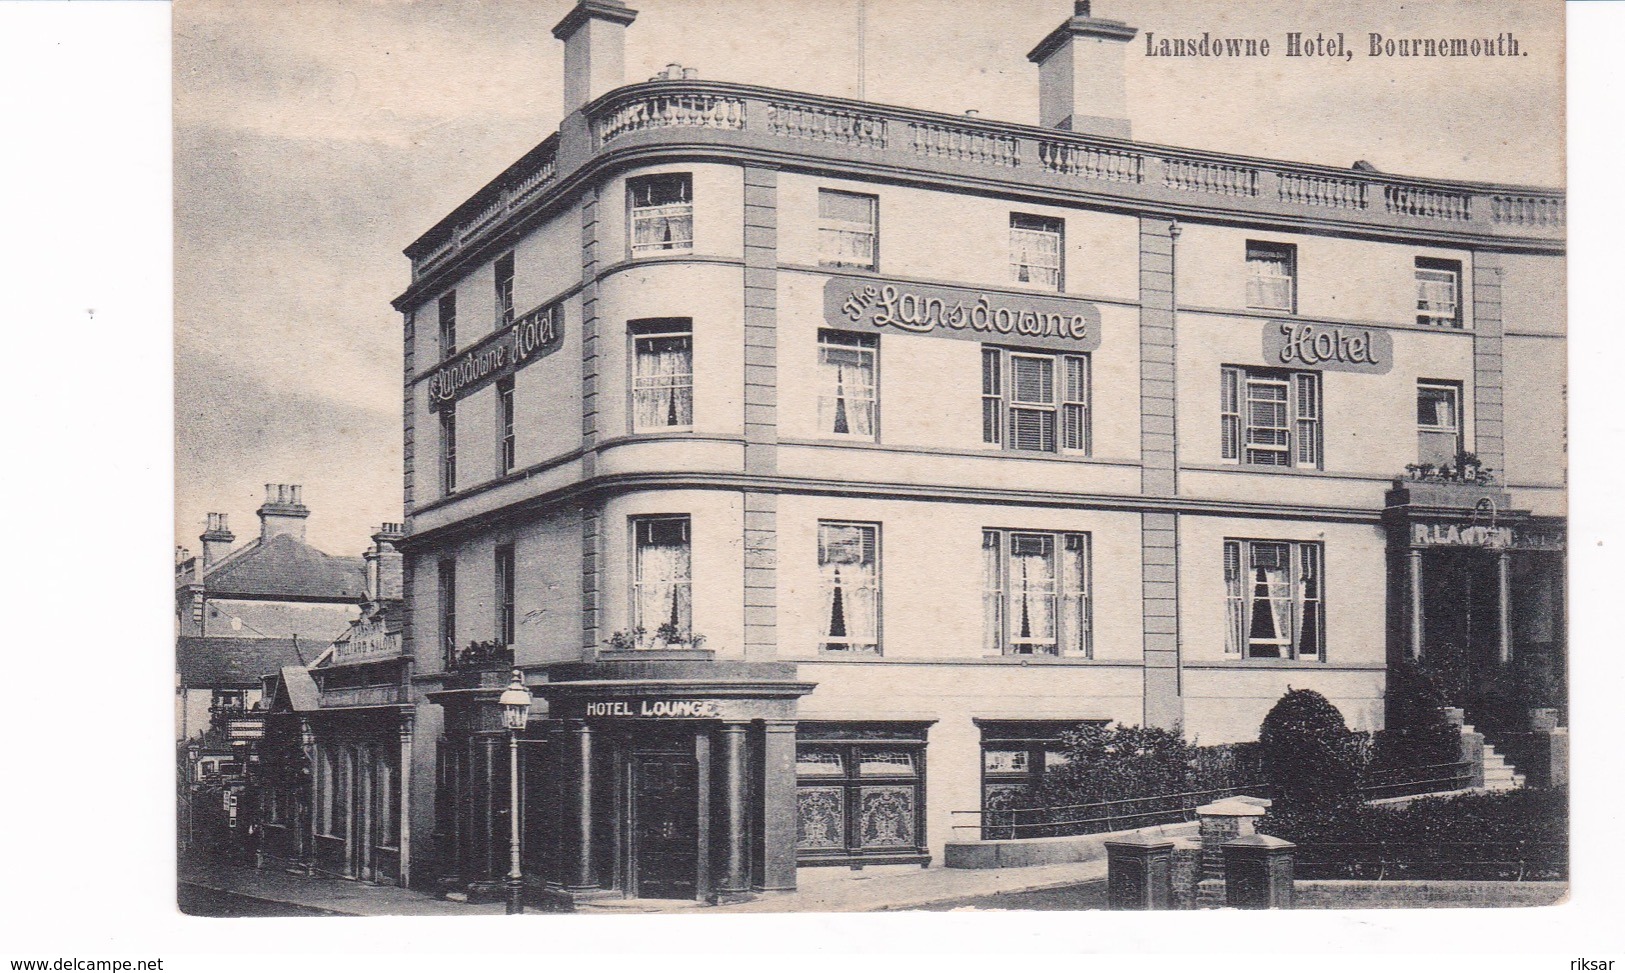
[823,276,1102,352]
[1264,321,1393,374]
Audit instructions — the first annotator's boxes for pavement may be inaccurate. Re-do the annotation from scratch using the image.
[176,855,1109,917]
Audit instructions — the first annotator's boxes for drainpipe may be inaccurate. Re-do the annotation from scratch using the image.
[1169,220,1183,699]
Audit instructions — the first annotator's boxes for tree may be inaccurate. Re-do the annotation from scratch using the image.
[1374,657,1461,770]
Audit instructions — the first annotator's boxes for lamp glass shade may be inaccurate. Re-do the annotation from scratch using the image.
[498,669,533,731]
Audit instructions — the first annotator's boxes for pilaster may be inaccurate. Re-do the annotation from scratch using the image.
[1472,253,1506,476]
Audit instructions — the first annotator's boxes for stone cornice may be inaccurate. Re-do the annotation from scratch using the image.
[1028,16,1140,63]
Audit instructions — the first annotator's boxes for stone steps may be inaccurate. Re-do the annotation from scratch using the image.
[1464,725,1527,791]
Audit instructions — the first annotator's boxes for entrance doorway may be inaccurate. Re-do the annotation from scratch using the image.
[630,749,699,899]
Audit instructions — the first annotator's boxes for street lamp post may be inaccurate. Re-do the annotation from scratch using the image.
[498,668,534,915]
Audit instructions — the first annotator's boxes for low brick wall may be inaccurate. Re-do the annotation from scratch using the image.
[1295,880,1568,910]
[944,821,1198,870]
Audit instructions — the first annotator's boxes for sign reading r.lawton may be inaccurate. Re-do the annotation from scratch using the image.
[823,275,1103,352]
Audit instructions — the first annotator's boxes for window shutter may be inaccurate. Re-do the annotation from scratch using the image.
[1220,367,1241,461]
[981,348,1003,445]
[1293,371,1321,468]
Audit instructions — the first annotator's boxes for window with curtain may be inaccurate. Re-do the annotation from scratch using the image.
[495,543,515,646]
[437,291,457,358]
[633,516,692,644]
[1415,257,1462,327]
[629,173,693,255]
[439,406,458,494]
[497,376,515,475]
[981,348,1090,454]
[982,529,1090,657]
[1224,539,1324,660]
[818,189,878,269]
[818,522,880,653]
[1417,381,1463,467]
[1246,241,1296,312]
[495,252,515,327]
[1220,366,1321,469]
[817,330,877,439]
[1010,213,1063,290]
[631,322,694,431]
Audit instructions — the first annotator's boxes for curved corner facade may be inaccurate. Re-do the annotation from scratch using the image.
[381,14,1566,906]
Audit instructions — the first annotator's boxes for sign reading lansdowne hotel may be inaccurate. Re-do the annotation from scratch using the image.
[300,0,1564,905]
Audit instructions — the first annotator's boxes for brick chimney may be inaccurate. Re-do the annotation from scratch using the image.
[366,522,407,602]
[257,483,310,543]
[200,512,236,566]
[1028,0,1137,138]
[553,0,639,117]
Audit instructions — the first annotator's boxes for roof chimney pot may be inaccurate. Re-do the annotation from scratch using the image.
[201,512,236,567]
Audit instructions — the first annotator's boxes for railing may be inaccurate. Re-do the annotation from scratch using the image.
[1294,840,1566,881]
[1384,184,1472,221]
[319,684,403,708]
[767,102,888,149]
[952,784,1268,841]
[1492,193,1565,227]
[1359,760,1474,800]
[1164,158,1258,197]
[1279,172,1368,211]
[595,92,746,147]
[908,120,1020,167]
[1038,141,1142,183]
[406,80,1564,287]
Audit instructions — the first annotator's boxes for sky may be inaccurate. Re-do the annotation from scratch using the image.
[173,0,1565,558]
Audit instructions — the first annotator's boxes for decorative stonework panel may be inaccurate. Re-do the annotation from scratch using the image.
[796,786,844,850]
[858,786,917,848]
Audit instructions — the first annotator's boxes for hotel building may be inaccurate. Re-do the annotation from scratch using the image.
[371,0,1564,904]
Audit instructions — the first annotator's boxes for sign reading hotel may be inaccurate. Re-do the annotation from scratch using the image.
[426,302,563,411]
[1263,321,1393,375]
[823,276,1102,352]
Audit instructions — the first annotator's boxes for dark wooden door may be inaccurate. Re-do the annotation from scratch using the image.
[632,751,699,899]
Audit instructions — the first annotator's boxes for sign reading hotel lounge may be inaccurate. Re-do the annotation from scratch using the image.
[426,303,563,411]
[1263,321,1393,375]
[823,276,1102,352]
[584,699,722,719]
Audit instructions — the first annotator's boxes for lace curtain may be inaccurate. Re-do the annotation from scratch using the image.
[818,340,875,437]
[635,520,691,638]
[633,335,693,429]
[820,523,877,651]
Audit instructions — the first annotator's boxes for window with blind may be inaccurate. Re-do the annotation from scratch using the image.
[818,189,878,269]
[630,320,694,432]
[494,252,515,327]
[495,543,515,646]
[1246,241,1296,312]
[818,330,877,440]
[818,522,880,654]
[437,559,456,665]
[982,529,1090,657]
[497,376,515,475]
[795,723,929,866]
[1417,381,1463,467]
[981,348,1089,454]
[629,173,693,256]
[437,291,457,359]
[633,516,692,645]
[1415,257,1463,327]
[1010,213,1063,290]
[1224,539,1324,660]
[439,407,458,494]
[1220,366,1321,469]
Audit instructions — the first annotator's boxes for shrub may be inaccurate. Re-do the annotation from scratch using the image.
[1258,688,1367,812]
[1004,723,1262,837]
[1371,658,1461,772]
